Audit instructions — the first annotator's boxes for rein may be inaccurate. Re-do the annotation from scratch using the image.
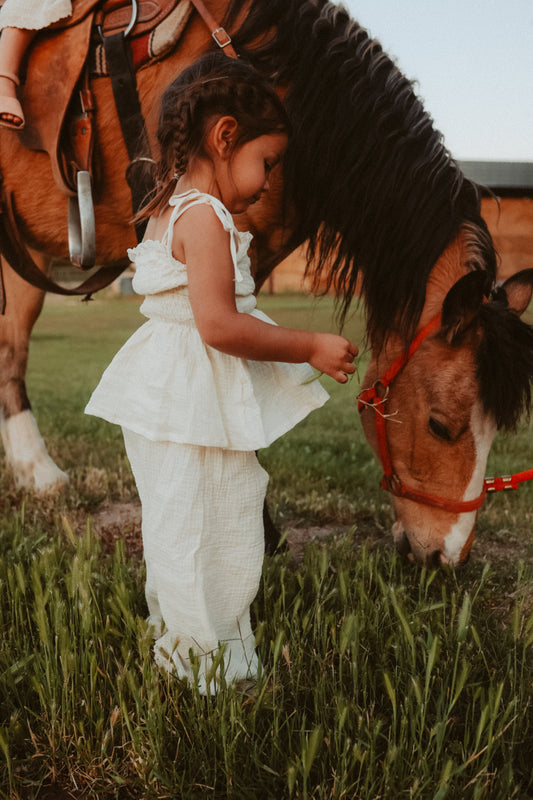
[358,312,533,513]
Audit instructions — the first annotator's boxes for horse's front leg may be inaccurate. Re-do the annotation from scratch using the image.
[0,251,68,490]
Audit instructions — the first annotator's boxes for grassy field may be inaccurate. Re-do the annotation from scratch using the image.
[0,292,532,799]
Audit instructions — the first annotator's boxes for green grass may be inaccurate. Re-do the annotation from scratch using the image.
[0,292,532,799]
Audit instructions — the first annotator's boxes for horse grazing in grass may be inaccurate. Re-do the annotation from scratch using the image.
[1,0,533,566]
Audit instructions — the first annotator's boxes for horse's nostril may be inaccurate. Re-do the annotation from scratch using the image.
[428,550,442,569]
[394,530,412,558]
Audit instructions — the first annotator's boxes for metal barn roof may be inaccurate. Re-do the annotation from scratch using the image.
[459,161,533,192]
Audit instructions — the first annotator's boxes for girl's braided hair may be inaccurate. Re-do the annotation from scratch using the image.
[139,51,290,218]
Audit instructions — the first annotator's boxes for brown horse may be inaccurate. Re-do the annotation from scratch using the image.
[1,0,533,566]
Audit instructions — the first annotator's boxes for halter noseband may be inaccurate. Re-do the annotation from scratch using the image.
[358,312,533,513]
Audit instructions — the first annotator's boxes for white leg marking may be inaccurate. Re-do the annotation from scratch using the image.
[0,409,69,491]
[443,404,496,563]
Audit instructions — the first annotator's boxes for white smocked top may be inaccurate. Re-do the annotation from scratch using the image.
[85,190,328,450]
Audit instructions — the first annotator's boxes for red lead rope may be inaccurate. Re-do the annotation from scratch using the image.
[358,312,533,513]
[485,470,533,492]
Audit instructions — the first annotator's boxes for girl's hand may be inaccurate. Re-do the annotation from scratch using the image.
[309,333,358,383]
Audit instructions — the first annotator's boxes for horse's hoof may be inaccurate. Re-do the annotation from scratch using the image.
[1,409,68,492]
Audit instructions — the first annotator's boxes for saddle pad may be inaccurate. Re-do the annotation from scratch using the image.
[46,0,182,31]
[92,0,192,75]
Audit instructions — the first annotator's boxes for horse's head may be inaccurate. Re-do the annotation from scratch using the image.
[360,254,533,567]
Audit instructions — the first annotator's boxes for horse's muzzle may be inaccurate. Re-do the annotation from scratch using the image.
[392,523,461,568]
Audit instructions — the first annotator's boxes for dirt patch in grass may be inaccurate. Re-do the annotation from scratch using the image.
[89,501,386,563]
[91,501,143,561]
[89,500,533,574]
[284,517,387,561]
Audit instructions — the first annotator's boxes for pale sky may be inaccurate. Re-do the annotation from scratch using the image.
[341,0,533,162]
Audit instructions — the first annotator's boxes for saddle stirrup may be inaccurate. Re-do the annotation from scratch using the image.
[68,171,96,268]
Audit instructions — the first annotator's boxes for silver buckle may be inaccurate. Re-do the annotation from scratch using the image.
[68,171,96,269]
[212,27,232,49]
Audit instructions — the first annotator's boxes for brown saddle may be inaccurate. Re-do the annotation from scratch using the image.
[0,0,236,311]
[17,0,190,196]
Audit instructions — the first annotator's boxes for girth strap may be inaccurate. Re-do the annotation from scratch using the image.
[102,29,153,240]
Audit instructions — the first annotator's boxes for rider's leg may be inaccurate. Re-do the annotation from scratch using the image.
[0,27,36,129]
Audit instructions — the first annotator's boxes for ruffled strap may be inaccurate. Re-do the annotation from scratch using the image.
[162,190,243,281]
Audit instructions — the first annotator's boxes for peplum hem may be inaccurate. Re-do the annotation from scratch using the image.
[85,309,328,451]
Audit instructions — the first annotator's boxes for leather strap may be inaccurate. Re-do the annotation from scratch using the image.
[189,0,238,58]
[102,31,153,239]
[0,186,127,313]
[64,67,96,191]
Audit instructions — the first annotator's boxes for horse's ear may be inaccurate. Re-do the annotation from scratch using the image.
[440,270,490,345]
[497,269,533,316]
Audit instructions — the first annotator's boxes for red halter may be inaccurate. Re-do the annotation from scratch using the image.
[358,313,533,513]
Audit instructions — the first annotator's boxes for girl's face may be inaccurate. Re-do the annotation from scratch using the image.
[216,131,288,214]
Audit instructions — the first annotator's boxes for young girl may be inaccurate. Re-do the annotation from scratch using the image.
[85,51,358,694]
[0,1,72,129]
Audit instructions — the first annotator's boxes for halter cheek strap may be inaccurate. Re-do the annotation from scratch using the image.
[358,312,533,514]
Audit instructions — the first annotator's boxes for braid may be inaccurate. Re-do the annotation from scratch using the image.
[168,86,196,177]
[135,51,289,221]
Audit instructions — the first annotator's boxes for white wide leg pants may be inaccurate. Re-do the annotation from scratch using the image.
[122,429,268,693]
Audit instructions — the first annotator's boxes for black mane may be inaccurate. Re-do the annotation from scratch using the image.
[225,0,498,341]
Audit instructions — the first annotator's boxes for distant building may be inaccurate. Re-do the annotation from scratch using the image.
[269,161,533,292]
[460,161,533,280]
[460,161,533,196]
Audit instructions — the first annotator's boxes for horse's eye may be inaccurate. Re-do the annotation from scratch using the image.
[429,417,452,442]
